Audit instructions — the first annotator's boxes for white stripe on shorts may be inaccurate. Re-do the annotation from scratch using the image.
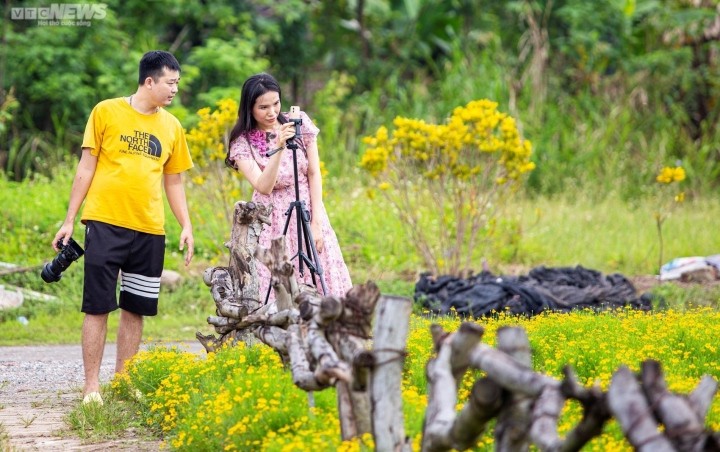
[120,272,161,299]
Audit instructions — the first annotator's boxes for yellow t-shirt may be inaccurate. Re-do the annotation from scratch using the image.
[80,98,193,235]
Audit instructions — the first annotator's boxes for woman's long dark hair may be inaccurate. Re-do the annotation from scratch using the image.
[225,73,289,169]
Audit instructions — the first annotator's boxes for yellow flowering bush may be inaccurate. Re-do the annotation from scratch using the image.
[360,99,535,276]
[117,342,343,451]
[185,99,250,252]
[654,165,686,273]
[119,308,720,451]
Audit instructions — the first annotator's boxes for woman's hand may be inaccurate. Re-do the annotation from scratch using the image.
[311,222,324,254]
[278,122,296,148]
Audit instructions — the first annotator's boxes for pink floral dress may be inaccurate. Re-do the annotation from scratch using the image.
[228,112,353,302]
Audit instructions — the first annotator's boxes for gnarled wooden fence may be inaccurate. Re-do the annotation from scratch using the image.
[197,200,720,451]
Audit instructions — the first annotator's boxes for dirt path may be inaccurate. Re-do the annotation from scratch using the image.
[0,342,204,451]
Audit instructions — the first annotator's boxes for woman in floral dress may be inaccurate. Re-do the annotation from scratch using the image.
[226,73,352,305]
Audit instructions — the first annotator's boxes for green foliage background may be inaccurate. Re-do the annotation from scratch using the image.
[2,0,719,195]
[1,0,719,343]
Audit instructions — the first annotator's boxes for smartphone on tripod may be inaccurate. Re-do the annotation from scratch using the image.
[288,106,302,145]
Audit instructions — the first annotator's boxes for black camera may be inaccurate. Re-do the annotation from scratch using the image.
[41,237,85,283]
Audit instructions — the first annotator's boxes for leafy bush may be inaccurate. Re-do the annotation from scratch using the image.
[360,100,534,276]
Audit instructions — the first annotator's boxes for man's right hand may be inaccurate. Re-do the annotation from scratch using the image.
[52,223,74,252]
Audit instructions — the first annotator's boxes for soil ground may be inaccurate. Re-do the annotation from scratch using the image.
[630,274,720,293]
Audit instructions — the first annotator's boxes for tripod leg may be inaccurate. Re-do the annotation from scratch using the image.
[264,279,272,305]
[295,203,306,277]
[299,213,329,295]
[282,202,294,235]
[300,214,316,286]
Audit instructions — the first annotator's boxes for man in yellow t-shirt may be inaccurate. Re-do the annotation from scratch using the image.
[51,50,194,406]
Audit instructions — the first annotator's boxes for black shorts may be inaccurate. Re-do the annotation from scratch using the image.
[82,220,165,316]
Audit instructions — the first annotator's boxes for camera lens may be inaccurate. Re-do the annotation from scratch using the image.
[41,262,62,283]
[40,237,85,284]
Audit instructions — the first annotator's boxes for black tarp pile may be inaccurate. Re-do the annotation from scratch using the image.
[414,265,654,318]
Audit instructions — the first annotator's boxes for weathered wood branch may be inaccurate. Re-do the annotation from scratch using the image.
[195,332,227,353]
[336,382,360,440]
[254,236,298,311]
[368,295,413,452]
[688,375,718,422]
[608,365,676,451]
[556,366,610,451]
[328,283,382,441]
[423,333,458,452]
[529,384,564,451]
[419,320,720,452]
[334,283,377,338]
[206,315,239,328]
[641,360,708,451]
[227,200,271,310]
[423,322,495,451]
[286,323,328,391]
[196,201,274,353]
[254,325,290,365]
[307,320,351,385]
[469,342,559,396]
[494,327,534,451]
[451,377,502,450]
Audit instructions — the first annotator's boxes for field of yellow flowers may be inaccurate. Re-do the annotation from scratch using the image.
[113,307,720,451]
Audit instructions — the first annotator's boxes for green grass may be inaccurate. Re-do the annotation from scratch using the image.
[2,166,720,346]
[66,390,159,442]
[512,193,720,275]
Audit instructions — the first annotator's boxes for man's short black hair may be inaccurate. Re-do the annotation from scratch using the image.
[138,50,181,85]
